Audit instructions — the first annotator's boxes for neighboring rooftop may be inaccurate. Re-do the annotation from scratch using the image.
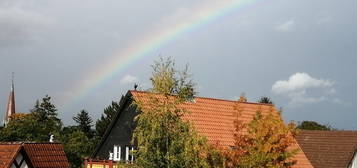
[0,143,21,168]
[0,142,70,168]
[296,130,357,168]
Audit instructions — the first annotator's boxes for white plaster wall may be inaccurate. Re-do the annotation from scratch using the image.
[349,152,357,168]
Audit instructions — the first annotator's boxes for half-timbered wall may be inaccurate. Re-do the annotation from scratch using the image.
[11,153,29,168]
[349,152,357,168]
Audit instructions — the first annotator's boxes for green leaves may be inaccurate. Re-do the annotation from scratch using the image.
[95,101,120,137]
[132,57,208,168]
[150,57,196,101]
[61,130,96,168]
[0,95,61,142]
[296,121,333,131]
[73,109,93,138]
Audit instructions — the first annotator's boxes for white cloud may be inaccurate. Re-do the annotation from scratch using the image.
[272,72,337,106]
[276,19,295,32]
[272,72,333,94]
[120,74,139,85]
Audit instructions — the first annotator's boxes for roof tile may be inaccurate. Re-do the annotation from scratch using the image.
[131,91,313,168]
[296,130,357,168]
[0,144,21,168]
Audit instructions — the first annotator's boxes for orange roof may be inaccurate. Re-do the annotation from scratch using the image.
[0,143,21,168]
[0,142,70,168]
[131,91,275,146]
[130,90,314,168]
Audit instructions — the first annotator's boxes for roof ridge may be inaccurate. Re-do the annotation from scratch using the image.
[301,130,357,133]
[129,90,274,106]
[0,142,62,145]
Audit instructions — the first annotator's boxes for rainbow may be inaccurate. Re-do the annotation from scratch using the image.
[65,0,263,109]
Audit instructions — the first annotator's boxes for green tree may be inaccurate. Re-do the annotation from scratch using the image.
[133,57,209,168]
[95,101,121,137]
[0,114,37,141]
[31,95,62,135]
[73,109,93,137]
[224,106,298,168]
[258,96,274,104]
[61,130,95,168]
[150,57,196,100]
[297,121,333,130]
[0,95,61,142]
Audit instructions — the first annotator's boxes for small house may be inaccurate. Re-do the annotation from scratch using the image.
[0,142,70,168]
[91,90,313,168]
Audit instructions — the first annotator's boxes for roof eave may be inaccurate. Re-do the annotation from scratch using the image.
[91,90,134,158]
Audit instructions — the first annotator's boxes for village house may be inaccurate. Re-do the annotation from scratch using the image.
[90,90,314,168]
[0,142,70,168]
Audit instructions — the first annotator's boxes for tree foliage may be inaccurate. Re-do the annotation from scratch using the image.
[297,121,333,131]
[0,95,61,142]
[224,105,298,168]
[150,57,196,100]
[132,57,209,168]
[73,109,93,137]
[61,130,95,168]
[95,101,121,137]
[258,96,274,105]
[62,110,96,168]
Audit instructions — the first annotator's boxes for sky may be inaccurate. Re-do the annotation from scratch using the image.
[0,0,356,129]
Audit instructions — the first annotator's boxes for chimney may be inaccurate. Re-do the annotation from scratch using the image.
[4,73,15,126]
[49,135,54,142]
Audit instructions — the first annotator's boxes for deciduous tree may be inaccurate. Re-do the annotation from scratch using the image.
[133,57,209,168]
[297,121,333,130]
[0,95,61,142]
[224,104,298,168]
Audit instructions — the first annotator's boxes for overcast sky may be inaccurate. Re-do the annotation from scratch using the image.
[0,0,356,129]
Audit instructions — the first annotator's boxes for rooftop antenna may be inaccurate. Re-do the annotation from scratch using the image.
[11,72,14,92]
[49,134,54,142]
[134,83,138,90]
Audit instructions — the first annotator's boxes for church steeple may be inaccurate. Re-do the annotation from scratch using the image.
[4,72,15,126]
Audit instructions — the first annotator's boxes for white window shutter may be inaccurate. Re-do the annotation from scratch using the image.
[125,146,129,161]
[118,146,121,161]
[113,146,118,161]
[131,147,134,162]
[109,152,113,160]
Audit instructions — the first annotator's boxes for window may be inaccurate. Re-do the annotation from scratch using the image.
[112,145,135,163]
[113,145,121,161]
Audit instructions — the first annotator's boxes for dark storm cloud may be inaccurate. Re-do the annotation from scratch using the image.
[0,2,53,47]
[0,0,356,129]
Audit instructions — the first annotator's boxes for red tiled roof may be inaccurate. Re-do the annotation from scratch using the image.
[0,142,69,168]
[23,143,70,168]
[0,143,21,168]
[296,130,357,168]
[131,91,276,146]
[130,90,313,168]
